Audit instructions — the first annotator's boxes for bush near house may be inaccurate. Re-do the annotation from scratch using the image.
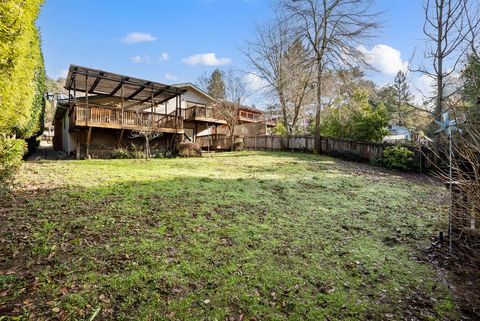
[232,141,245,151]
[382,146,414,171]
[178,142,202,157]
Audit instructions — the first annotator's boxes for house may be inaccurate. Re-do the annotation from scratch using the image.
[383,124,412,143]
[53,65,226,158]
[237,105,265,124]
[172,83,227,142]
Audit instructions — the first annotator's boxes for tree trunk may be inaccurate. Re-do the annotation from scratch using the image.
[434,6,444,161]
[314,64,323,154]
[145,136,150,160]
[230,126,235,151]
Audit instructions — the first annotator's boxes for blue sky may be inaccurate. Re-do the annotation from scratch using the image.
[38,0,432,106]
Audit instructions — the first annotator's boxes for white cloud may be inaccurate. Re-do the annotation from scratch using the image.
[122,32,156,44]
[159,52,169,62]
[358,44,409,76]
[60,69,68,79]
[182,53,232,66]
[165,73,178,81]
[130,55,151,64]
[244,73,268,92]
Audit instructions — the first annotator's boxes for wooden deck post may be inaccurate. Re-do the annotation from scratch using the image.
[86,127,92,159]
[195,122,198,143]
[73,75,76,104]
[76,133,81,160]
[85,74,89,124]
[121,83,124,126]
[150,87,154,127]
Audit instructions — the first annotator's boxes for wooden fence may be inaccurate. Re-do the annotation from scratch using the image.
[243,135,432,173]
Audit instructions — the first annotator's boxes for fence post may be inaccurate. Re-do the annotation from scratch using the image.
[254,135,257,151]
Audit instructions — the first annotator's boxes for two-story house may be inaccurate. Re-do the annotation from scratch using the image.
[53,65,225,158]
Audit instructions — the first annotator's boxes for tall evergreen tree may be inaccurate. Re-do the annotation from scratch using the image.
[392,71,414,126]
[207,69,226,100]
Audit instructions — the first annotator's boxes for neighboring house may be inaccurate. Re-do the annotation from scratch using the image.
[237,105,265,124]
[53,65,226,158]
[195,104,275,150]
[383,124,412,143]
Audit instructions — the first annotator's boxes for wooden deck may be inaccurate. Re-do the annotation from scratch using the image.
[183,105,226,124]
[70,104,184,133]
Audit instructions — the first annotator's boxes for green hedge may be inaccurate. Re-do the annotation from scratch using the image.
[0,0,45,139]
[0,1,45,190]
[0,137,26,191]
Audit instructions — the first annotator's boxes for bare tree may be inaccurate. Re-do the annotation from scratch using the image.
[243,15,314,135]
[196,71,210,93]
[129,130,163,159]
[283,0,381,153]
[214,70,248,149]
[414,0,480,152]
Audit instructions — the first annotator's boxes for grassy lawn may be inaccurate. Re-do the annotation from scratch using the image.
[1,151,455,320]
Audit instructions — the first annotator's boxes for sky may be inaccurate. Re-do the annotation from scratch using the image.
[37,0,433,107]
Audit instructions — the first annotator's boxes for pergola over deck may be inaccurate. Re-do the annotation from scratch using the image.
[62,65,187,159]
[65,65,186,108]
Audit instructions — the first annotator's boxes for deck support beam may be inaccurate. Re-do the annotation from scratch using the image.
[76,133,81,160]
[121,83,124,127]
[86,127,92,159]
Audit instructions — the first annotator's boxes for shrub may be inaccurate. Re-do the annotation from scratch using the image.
[129,150,146,159]
[111,148,147,159]
[163,150,177,158]
[383,146,414,171]
[111,149,130,159]
[153,150,165,158]
[0,137,26,192]
[178,142,202,157]
[232,141,244,151]
[272,122,287,136]
[369,155,383,167]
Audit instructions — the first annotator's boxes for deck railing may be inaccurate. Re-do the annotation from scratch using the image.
[71,104,183,131]
[184,105,215,120]
[238,114,265,123]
